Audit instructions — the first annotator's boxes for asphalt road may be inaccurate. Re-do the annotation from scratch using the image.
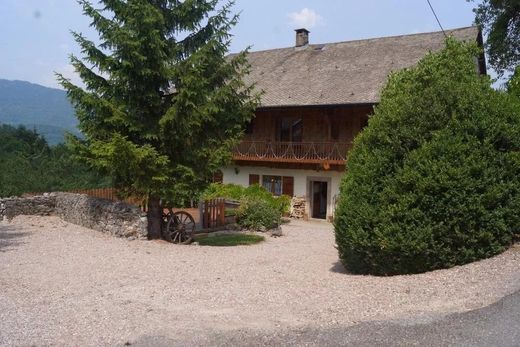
[133,289,520,347]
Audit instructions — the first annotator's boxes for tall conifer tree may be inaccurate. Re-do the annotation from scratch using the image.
[57,0,258,238]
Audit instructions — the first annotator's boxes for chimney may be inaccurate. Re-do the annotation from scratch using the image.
[295,28,310,47]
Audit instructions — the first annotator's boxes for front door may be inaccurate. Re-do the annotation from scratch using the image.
[311,181,328,219]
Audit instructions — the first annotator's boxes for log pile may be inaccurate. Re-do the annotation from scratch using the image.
[290,197,306,219]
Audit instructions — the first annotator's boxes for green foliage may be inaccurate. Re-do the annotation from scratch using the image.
[195,233,264,246]
[202,183,246,200]
[0,124,109,197]
[235,197,282,231]
[57,0,259,211]
[202,183,291,214]
[334,39,520,275]
[202,183,290,231]
[244,185,291,215]
[508,66,520,97]
[470,0,520,75]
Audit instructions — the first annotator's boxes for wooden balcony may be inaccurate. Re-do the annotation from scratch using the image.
[233,141,352,165]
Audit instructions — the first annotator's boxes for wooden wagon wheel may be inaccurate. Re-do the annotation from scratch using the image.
[164,211,195,244]
[162,208,173,225]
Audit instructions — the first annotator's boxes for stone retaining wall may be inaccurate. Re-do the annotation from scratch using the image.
[0,194,56,221]
[0,193,147,239]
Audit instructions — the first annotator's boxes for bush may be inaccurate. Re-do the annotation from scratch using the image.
[202,183,290,214]
[235,197,282,231]
[243,184,291,215]
[202,183,290,231]
[202,183,246,200]
[334,39,520,275]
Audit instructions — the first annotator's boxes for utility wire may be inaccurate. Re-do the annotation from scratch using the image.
[426,0,446,37]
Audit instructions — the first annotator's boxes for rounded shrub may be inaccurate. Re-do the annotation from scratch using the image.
[235,197,282,231]
[334,39,520,275]
[243,184,291,215]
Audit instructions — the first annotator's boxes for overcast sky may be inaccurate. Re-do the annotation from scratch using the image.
[0,0,483,89]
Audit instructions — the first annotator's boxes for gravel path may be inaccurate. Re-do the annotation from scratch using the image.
[182,289,520,347]
[1,216,519,346]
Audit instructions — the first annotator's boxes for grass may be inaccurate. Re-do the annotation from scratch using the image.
[195,233,265,247]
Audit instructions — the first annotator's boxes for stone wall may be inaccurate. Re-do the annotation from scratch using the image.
[1,193,147,239]
[55,193,148,239]
[0,194,56,221]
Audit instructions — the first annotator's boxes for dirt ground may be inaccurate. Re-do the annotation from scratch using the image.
[1,216,519,346]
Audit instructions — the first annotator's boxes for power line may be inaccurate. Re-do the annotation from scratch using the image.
[426,0,446,37]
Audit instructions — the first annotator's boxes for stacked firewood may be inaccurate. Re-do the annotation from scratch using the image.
[290,197,306,219]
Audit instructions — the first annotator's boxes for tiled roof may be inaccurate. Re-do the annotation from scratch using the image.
[243,26,481,107]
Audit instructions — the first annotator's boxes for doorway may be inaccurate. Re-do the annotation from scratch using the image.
[311,181,328,219]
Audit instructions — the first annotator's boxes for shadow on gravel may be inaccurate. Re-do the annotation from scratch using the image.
[175,290,519,347]
[0,224,30,252]
[329,261,348,274]
[128,290,520,347]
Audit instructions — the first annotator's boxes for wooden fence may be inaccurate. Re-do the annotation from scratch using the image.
[200,198,240,230]
[69,188,147,209]
[23,188,146,210]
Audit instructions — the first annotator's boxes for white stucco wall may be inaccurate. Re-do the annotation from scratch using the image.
[221,165,345,220]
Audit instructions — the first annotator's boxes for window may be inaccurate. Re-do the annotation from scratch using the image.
[261,175,294,196]
[279,119,290,141]
[262,175,282,195]
[292,118,303,142]
[278,117,303,142]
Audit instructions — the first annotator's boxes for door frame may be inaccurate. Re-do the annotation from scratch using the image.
[306,176,332,221]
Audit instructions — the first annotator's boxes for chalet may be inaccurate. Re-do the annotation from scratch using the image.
[220,26,486,221]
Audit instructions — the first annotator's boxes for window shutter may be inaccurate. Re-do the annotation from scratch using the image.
[249,174,260,186]
[212,170,223,184]
[282,176,294,197]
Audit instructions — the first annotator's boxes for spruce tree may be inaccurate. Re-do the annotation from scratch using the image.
[57,0,258,238]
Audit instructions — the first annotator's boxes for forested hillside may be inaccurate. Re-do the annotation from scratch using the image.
[0,79,79,144]
[0,124,109,197]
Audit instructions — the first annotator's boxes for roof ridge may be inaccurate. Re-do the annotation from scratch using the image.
[244,26,478,55]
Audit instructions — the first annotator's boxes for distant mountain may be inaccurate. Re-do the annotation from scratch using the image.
[0,79,80,145]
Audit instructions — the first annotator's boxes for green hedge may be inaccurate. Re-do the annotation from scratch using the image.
[334,39,520,275]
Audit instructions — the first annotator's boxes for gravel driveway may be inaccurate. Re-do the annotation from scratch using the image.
[1,216,519,346]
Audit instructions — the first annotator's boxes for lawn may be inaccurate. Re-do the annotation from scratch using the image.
[195,233,264,246]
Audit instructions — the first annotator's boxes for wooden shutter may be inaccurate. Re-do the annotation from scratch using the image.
[282,176,294,197]
[212,170,223,184]
[249,174,260,186]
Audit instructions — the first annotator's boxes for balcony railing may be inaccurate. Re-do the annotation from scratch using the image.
[233,141,352,165]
